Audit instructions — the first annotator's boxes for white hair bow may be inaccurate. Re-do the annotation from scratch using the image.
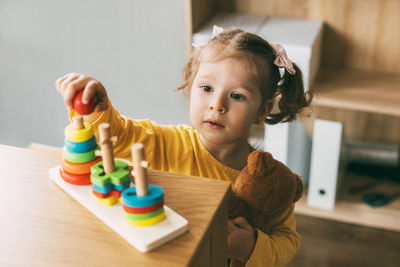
[192,25,224,49]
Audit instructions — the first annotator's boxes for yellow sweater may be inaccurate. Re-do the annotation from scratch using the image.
[72,103,300,266]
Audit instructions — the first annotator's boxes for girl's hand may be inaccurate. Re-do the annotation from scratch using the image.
[55,73,109,112]
[227,216,257,262]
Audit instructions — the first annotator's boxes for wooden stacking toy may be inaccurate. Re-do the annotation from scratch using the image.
[60,115,101,185]
[121,143,166,227]
[91,123,130,206]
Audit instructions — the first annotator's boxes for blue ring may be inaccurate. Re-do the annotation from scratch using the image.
[122,185,164,207]
[114,180,131,191]
[92,180,130,194]
[64,136,97,153]
[92,183,113,194]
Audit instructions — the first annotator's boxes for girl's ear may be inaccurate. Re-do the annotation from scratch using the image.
[255,99,273,124]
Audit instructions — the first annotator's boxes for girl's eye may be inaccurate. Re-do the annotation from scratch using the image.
[231,93,245,101]
[201,85,212,92]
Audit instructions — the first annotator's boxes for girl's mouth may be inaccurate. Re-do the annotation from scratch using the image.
[205,120,224,129]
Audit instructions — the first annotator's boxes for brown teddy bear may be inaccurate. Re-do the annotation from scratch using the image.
[228,150,303,266]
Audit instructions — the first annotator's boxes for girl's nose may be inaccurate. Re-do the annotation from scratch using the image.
[209,95,227,113]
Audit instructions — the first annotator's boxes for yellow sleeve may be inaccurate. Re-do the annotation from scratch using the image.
[69,102,178,171]
[245,204,300,267]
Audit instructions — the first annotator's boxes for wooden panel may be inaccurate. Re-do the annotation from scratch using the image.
[223,0,400,74]
[312,69,400,117]
[290,214,400,266]
[299,106,400,145]
[191,0,219,32]
[298,68,400,145]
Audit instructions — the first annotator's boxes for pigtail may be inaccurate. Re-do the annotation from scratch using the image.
[266,64,312,124]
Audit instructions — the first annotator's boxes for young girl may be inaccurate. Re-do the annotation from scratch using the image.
[56,26,311,266]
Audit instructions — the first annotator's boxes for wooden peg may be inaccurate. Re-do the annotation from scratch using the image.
[131,143,148,197]
[72,115,85,130]
[98,123,115,174]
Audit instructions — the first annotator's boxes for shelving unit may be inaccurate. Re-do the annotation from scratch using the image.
[186,0,400,231]
[295,170,400,232]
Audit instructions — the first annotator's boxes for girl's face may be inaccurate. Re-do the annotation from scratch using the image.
[189,57,268,147]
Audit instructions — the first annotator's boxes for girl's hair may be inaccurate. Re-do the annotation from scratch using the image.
[177,28,312,124]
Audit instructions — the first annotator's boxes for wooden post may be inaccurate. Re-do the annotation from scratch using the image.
[131,143,148,197]
[72,115,85,130]
[98,123,115,174]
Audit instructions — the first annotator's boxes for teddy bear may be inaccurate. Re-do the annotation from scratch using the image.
[228,150,303,267]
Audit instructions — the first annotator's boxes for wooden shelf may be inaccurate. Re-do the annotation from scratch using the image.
[295,170,400,232]
[312,68,400,117]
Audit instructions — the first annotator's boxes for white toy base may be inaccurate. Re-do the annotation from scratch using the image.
[48,166,188,252]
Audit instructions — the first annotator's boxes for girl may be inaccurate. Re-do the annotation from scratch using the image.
[56,26,312,266]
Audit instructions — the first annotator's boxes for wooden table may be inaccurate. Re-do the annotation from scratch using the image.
[0,145,231,266]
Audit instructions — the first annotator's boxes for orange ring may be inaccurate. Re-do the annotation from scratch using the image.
[61,156,101,175]
[59,168,91,185]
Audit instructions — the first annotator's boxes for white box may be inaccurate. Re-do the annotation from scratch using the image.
[192,12,266,47]
[308,120,343,210]
[257,17,323,91]
[192,13,323,91]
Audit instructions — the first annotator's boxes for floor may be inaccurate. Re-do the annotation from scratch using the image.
[288,214,400,267]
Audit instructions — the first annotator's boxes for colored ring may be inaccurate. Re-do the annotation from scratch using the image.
[122,185,164,207]
[64,136,97,153]
[124,208,164,220]
[92,189,122,199]
[92,180,130,194]
[114,180,130,191]
[125,211,165,227]
[92,183,113,194]
[62,146,97,163]
[61,156,101,175]
[59,168,91,185]
[110,190,122,199]
[94,195,118,206]
[65,122,94,142]
[91,160,130,186]
[92,189,111,198]
[122,201,164,214]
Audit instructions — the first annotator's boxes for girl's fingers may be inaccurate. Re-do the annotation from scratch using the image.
[63,75,90,109]
[56,73,108,112]
[60,73,82,92]
[228,220,236,233]
[83,80,102,104]
[94,99,108,112]
[231,217,252,231]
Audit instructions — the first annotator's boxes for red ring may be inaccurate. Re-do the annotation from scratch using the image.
[122,201,164,214]
[60,168,91,185]
[92,189,110,198]
[110,190,122,199]
[61,156,101,175]
[92,189,122,199]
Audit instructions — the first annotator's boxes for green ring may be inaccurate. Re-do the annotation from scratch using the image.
[124,208,164,221]
[62,146,97,163]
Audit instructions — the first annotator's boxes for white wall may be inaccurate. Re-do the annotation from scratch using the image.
[0,0,188,147]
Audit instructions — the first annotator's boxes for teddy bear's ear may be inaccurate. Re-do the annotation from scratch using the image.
[293,175,304,202]
[247,151,274,176]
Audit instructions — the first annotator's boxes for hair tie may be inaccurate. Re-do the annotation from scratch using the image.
[270,44,296,75]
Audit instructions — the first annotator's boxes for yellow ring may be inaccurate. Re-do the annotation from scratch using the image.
[94,195,118,206]
[64,122,94,142]
[125,211,166,227]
